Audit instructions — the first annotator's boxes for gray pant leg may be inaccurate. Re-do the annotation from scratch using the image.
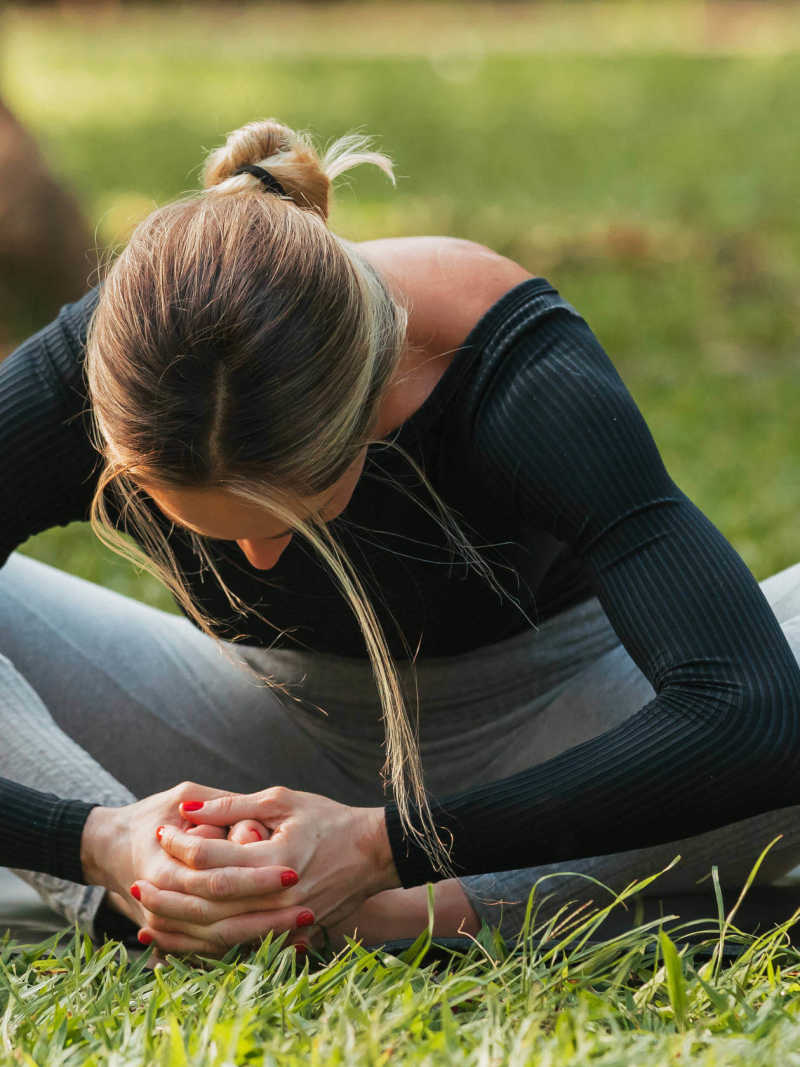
[1,653,135,934]
[0,554,373,936]
[461,565,800,941]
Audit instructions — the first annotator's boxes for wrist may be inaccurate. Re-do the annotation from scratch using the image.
[432,879,480,937]
[328,879,479,946]
[361,807,401,894]
[80,805,120,887]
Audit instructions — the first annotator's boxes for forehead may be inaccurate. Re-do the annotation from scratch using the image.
[142,485,313,541]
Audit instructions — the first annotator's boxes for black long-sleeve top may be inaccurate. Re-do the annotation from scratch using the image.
[2,278,799,888]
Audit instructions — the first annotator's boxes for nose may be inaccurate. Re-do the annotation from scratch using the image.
[236,535,292,570]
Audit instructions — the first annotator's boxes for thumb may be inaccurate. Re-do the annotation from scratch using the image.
[227,819,272,844]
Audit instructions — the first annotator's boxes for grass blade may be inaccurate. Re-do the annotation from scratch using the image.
[659,929,688,1031]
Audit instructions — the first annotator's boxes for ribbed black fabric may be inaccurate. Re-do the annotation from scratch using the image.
[385,288,800,884]
[1,777,96,884]
[0,282,595,660]
[1,278,799,885]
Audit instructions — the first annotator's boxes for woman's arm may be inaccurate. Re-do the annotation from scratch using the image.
[383,288,800,884]
[167,286,800,933]
[322,880,479,947]
[1,777,97,883]
[0,299,103,876]
[0,305,352,952]
[0,289,100,566]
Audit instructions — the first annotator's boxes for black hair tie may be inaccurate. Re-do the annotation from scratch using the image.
[233,164,286,197]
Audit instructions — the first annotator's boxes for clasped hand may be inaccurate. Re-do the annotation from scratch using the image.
[86,781,397,957]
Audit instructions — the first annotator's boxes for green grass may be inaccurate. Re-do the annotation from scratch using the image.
[3,3,800,1059]
[5,865,800,1065]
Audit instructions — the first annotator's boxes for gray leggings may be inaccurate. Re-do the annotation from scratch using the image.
[3,551,800,941]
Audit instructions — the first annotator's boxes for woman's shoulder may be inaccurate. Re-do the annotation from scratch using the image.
[358,237,538,436]
[0,288,101,565]
[356,236,534,359]
[2,287,100,388]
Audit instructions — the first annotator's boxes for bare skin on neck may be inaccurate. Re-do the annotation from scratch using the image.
[358,236,532,438]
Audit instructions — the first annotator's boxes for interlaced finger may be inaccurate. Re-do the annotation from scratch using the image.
[137,928,251,959]
[146,859,298,900]
[158,825,288,869]
[135,882,294,926]
[140,905,312,948]
[138,928,308,962]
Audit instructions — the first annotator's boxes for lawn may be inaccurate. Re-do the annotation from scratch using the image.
[2,2,800,1061]
[6,866,800,1065]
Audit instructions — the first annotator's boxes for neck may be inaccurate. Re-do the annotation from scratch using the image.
[357,241,456,440]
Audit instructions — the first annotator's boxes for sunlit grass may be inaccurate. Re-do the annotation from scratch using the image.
[4,860,800,1064]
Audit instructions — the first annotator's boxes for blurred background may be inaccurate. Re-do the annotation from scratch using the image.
[2,0,799,612]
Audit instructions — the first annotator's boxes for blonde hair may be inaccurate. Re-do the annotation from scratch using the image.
[86,118,507,873]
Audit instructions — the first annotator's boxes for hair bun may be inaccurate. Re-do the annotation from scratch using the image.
[203,118,397,222]
[203,118,331,218]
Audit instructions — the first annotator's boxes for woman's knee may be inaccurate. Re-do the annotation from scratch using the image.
[0,650,57,727]
[760,562,800,625]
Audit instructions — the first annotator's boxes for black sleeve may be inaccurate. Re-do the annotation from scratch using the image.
[0,288,100,566]
[0,778,97,884]
[385,294,800,885]
[1,291,103,880]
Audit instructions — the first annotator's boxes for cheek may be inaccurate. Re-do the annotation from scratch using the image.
[330,452,367,512]
[325,483,358,521]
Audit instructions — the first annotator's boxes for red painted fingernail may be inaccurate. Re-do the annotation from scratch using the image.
[130,884,141,901]
[137,930,153,945]
[295,943,309,956]
[281,870,299,888]
[156,826,165,842]
[296,910,314,928]
[181,801,204,811]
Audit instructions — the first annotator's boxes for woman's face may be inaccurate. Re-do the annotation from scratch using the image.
[142,448,367,571]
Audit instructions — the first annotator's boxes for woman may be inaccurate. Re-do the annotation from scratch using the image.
[2,118,800,957]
